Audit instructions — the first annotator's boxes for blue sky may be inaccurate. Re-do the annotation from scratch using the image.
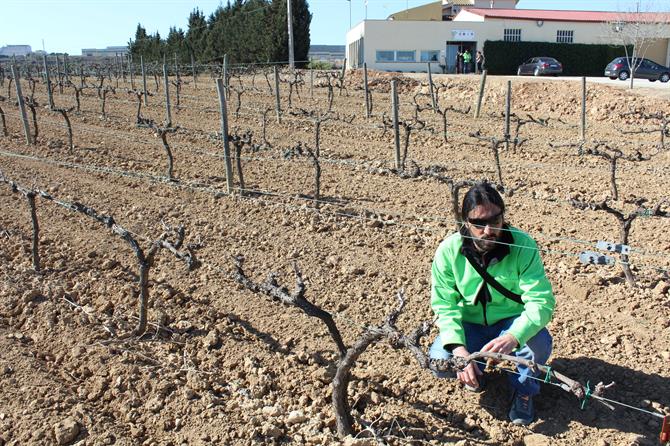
[1,0,667,54]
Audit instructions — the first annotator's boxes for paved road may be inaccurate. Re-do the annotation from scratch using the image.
[410,72,670,98]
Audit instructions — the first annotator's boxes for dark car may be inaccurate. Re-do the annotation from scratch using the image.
[516,57,563,76]
[604,57,670,82]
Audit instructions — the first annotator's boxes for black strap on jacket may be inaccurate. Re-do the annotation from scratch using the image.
[463,250,524,305]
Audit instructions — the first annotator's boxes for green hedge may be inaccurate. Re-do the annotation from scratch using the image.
[482,41,630,76]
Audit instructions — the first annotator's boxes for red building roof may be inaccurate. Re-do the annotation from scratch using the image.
[460,8,670,23]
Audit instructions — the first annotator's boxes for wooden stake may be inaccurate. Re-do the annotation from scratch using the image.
[391,80,401,169]
[163,63,172,127]
[216,78,234,195]
[581,76,586,142]
[141,55,148,106]
[475,69,487,119]
[12,65,33,145]
[274,65,281,124]
[43,54,54,109]
[427,62,437,112]
[504,80,511,151]
[364,62,370,118]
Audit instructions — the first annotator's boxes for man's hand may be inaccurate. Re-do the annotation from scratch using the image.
[480,333,519,356]
[452,345,482,389]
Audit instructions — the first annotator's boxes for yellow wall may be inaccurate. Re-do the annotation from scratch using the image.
[388,1,442,21]
[645,39,669,65]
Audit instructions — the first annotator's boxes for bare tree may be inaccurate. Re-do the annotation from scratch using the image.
[603,4,670,89]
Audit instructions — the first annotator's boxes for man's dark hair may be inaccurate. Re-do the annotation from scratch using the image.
[461,182,505,221]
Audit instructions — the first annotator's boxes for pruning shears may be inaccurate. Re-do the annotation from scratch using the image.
[661,415,670,445]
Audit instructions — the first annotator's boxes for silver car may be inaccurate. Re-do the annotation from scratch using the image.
[517,57,563,76]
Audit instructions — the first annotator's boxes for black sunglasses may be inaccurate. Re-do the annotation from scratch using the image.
[468,211,503,228]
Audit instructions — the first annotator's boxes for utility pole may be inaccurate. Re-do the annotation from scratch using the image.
[287,0,295,69]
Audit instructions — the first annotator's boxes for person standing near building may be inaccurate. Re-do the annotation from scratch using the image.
[463,49,472,73]
[429,182,555,425]
[456,51,463,74]
[476,51,485,74]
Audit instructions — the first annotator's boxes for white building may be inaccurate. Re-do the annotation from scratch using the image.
[0,45,32,57]
[81,46,128,58]
[346,3,670,73]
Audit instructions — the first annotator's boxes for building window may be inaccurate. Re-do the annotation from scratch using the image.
[556,30,574,43]
[420,50,440,62]
[503,28,522,42]
[376,50,395,62]
[396,50,416,62]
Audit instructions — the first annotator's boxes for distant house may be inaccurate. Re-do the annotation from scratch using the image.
[81,46,128,58]
[308,45,346,66]
[0,45,32,57]
[346,2,670,73]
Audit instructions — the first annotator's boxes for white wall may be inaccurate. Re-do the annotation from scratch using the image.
[346,18,670,71]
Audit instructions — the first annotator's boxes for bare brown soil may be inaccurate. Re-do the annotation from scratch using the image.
[0,69,669,446]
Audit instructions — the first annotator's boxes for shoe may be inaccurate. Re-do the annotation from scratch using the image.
[509,391,535,425]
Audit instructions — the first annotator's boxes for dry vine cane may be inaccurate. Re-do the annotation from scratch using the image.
[583,143,650,201]
[229,130,253,196]
[138,119,180,181]
[510,113,550,151]
[232,258,615,440]
[620,109,670,151]
[570,198,669,287]
[24,96,39,140]
[99,85,116,119]
[283,141,322,207]
[0,171,40,272]
[128,89,153,125]
[37,185,199,335]
[51,106,75,150]
[290,108,355,158]
[469,131,507,188]
[0,95,7,137]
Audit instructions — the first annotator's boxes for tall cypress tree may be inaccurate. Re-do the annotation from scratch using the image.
[128,0,311,65]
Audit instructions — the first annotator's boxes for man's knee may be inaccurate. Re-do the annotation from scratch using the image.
[523,329,553,364]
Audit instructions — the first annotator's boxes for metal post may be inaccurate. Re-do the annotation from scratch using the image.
[287,0,295,69]
[79,65,84,89]
[43,54,54,109]
[12,65,33,145]
[191,52,197,88]
[216,78,234,195]
[475,69,488,119]
[391,80,401,169]
[174,53,179,80]
[427,62,437,113]
[363,62,370,118]
[504,80,511,151]
[141,55,148,106]
[581,76,586,142]
[274,65,281,123]
[163,63,172,127]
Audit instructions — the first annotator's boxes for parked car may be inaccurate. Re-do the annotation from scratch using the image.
[516,57,563,76]
[604,57,670,82]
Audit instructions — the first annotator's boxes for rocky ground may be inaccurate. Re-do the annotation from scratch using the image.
[0,68,668,445]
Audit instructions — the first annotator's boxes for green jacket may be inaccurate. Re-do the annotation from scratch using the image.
[431,226,555,348]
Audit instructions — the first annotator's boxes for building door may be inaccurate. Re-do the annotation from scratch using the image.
[446,41,477,74]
